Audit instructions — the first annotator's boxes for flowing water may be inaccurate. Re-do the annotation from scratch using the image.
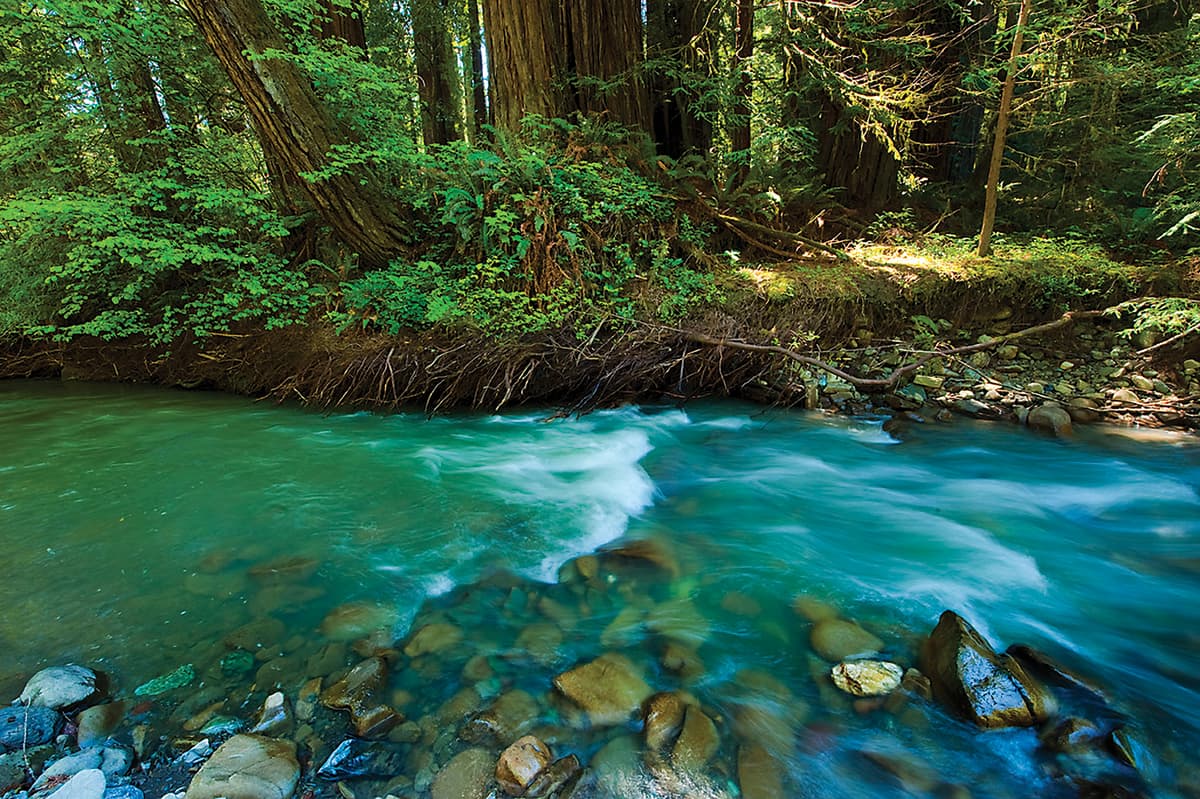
[2,380,1199,798]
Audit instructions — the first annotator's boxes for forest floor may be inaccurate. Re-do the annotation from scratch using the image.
[2,237,1198,435]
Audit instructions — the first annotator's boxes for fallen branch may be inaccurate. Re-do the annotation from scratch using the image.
[676,308,1107,394]
[715,212,849,261]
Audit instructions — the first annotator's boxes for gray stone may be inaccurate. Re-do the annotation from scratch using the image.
[102,787,143,799]
[18,667,100,710]
[0,706,60,752]
[919,611,1054,729]
[430,748,492,799]
[184,735,299,799]
[45,769,105,799]
[35,745,131,791]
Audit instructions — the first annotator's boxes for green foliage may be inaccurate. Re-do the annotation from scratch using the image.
[1112,297,1200,341]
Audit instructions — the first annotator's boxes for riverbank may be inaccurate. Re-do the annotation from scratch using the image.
[2,241,1197,432]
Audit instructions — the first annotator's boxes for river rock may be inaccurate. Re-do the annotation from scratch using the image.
[224,618,285,651]
[810,619,883,661]
[19,666,101,710]
[317,738,407,781]
[600,538,680,578]
[646,598,710,646]
[33,745,132,792]
[831,660,904,697]
[1027,403,1072,437]
[249,692,292,738]
[919,611,1053,728]
[514,623,563,666]
[496,736,552,795]
[672,705,719,771]
[45,769,106,799]
[524,755,581,799]
[738,744,784,799]
[75,702,127,749]
[430,747,492,799]
[184,736,297,799]
[1112,388,1141,405]
[643,692,689,752]
[553,653,653,726]
[321,657,402,738]
[404,623,464,657]
[319,603,399,642]
[460,690,538,745]
[0,705,60,752]
[247,555,319,584]
[134,664,195,698]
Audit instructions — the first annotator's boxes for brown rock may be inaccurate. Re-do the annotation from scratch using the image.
[461,690,538,745]
[810,619,883,661]
[319,603,399,642]
[404,623,464,657]
[642,692,689,752]
[671,705,719,771]
[738,743,784,799]
[320,657,402,738]
[600,539,680,578]
[248,556,320,584]
[496,736,553,796]
[75,702,127,748]
[919,611,1054,729]
[830,660,904,697]
[553,653,652,726]
[224,618,285,651]
[524,755,582,799]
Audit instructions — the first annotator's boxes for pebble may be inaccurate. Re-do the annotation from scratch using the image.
[830,660,904,697]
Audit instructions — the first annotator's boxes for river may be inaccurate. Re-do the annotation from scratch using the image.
[1,380,1198,798]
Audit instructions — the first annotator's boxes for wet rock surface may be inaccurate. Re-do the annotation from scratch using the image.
[920,611,1053,728]
[184,735,298,799]
[18,666,101,711]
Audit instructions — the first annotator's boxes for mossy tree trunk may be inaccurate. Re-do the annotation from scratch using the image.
[185,0,408,266]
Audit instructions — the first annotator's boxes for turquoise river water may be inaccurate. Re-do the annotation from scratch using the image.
[1,380,1199,798]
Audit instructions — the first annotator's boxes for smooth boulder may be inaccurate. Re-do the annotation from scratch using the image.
[919,611,1053,728]
[830,660,904,697]
[495,736,552,796]
[19,666,100,710]
[553,653,653,726]
[184,735,299,799]
[0,705,59,752]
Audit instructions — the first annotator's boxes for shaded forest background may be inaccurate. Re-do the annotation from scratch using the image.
[0,0,1196,347]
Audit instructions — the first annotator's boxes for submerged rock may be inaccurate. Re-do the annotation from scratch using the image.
[133,664,195,697]
[738,744,784,799]
[185,735,298,799]
[460,689,538,745]
[247,555,319,584]
[919,611,1053,728]
[316,738,407,781]
[1027,403,1073,437]
[831,660,904,697]
[19,665,101,710]
[810,619,883,661]
[0,705,60,752]
[319,603,399,642]
[671,705,719,771]
[643,692,689,752]
[495,736,552,796]
[249,692,292,738]
[553,653,653,726]
[430,747,492,799]
[320,657,402,738]
[524,755,581,799]
[404,622,464,658]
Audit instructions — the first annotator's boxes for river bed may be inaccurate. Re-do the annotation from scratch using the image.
[1,380,1198,798]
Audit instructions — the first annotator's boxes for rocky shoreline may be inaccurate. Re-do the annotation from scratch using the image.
[1,542,1186,799]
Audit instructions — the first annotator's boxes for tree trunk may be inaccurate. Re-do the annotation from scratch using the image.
[481,0,651,133]
[977,0,1030,257]
[466,0,489,136]
[185,0,408,266]
[320,0,367,51]
[480,0,566,132]
[647,0,716,157]
[731,0,754,181]
[563,0,650,129]
[413,0,461,145]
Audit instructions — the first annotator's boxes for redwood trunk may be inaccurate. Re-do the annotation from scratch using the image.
[185,0,407,266]
[466,0,489,135]
[480,0,566,132]
[564,0,650,129]
[731,0,754,180]
[647,0,716,157]
[413,0,460,145]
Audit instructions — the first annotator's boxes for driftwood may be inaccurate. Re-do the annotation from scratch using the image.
[680,308,1107,393]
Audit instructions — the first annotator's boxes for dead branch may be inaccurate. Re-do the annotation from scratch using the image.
[677,308,1107,393]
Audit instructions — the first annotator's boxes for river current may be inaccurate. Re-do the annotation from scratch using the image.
[1,380,1198,798]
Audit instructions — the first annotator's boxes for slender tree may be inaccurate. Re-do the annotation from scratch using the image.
[413,0,461,145]
[730,0,754,181]
[977,0,1031,257]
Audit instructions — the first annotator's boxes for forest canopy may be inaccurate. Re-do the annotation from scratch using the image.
[0,0,1196,345]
